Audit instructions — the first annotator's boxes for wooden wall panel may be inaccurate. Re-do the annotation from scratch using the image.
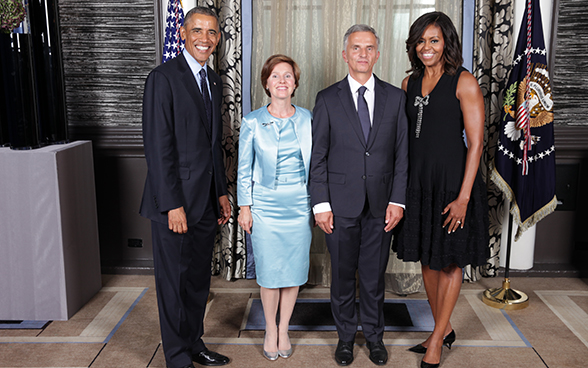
[552,0,588,126]
[58,0,157,155]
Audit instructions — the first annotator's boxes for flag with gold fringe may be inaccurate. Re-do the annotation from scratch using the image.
[162,0,185,63]
[491,0,557,240]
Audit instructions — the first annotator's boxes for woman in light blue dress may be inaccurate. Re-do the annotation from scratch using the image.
[237,55,312,361]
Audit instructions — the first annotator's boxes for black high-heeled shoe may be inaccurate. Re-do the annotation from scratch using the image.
[408,343,427,354]
[420,359,440,368]
[442,330,455,349]
[408,330,456,354]
[420,345,442,368]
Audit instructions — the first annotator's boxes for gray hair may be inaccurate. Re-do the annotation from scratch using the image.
[343,24,380,50]
[184,6,220,32]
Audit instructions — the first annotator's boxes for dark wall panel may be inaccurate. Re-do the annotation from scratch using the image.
[552,0,588,126]
[94,156,153,268]
[59,0,156,130]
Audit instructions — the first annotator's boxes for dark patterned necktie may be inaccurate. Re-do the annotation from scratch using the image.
[357,86,371,143]
[199,68,212,128]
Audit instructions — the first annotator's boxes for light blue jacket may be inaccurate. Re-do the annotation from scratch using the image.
[237,105,312,206]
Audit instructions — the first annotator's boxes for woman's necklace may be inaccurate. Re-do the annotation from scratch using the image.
[414,95,429,138]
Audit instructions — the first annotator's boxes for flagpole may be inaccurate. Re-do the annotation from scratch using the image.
[482,207,529,310]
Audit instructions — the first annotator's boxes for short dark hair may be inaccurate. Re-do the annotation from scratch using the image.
[344,24,380,50]
[405,11,463,78]
[184,6,220,32]
[260,54,301,98]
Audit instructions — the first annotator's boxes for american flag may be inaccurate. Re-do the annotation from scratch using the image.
[162,0,185,63]
[491,0,557,240]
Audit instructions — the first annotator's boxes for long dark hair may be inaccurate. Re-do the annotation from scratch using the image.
[405,12,463,78]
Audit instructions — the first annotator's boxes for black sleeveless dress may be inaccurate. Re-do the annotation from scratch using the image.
[394,67,489,271]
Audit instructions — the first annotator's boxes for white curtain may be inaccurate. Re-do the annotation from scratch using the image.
[250,0,462,294]
[251,0,461,110]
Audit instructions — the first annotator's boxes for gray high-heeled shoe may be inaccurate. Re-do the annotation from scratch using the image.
[278,329,292,358]
[263,350,279,361]
[263,333,278,361]
[278,347,292,359]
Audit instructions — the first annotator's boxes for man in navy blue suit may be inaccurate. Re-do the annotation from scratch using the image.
[140,7,230,368]
[310,24,409,366]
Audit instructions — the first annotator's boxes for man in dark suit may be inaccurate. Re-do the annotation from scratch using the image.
[140,7,231,368]
[310,24,409,366]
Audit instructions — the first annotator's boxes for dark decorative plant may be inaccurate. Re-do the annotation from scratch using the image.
[0,0,26,34]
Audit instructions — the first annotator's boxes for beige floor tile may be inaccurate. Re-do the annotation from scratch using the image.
[0,343,103,367]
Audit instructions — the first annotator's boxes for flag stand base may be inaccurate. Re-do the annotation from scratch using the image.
[482,210,529,310]
[482,278,529,310]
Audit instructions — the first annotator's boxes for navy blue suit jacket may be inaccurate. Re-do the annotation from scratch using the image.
[140,54,227,225]
[309,75,409,218]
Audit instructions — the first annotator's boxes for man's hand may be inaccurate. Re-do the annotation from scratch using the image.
[384,204,403,232]
[218,195,231,225]
[237,206,252,234]
[315,211,334,234]
[168,206,188,234]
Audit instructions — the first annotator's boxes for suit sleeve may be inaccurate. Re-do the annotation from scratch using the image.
[309,92,331,207]
[237,116,254,206]
[142,70,184,213]
[213,137,228,199]
[389,91,409,205]
[211,72,228,200]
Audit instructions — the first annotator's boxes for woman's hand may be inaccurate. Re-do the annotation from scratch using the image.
[238,206,253,234]
[442,197,468,233]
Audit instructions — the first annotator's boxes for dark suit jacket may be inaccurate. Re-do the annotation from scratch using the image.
[140,54,227,226]
[309,75,409,219]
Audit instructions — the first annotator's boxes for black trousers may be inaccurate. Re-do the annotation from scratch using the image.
[151,202,217,368]
[326,201,393,343]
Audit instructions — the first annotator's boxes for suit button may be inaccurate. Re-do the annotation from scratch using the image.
[362,175,366,179]
[208,171,213,175]
[365,152,370,156]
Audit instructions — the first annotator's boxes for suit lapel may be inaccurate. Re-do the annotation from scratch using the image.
[367,76,388,149]
[178,55,212,140]
[337,78,366,148]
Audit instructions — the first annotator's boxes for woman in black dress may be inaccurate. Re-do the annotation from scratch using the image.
[395,12,489,368]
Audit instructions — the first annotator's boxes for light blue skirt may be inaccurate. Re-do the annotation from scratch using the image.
[250,174,312,289]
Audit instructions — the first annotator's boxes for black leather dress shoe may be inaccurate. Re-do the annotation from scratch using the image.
[366,340,388,366]
[192,349,230,366]
[335,340,354,366]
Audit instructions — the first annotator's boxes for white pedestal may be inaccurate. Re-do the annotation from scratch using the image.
[0,141,101,320]
[500,200,536,270]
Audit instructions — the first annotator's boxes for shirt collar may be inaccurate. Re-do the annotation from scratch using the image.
[183,48,206,77]
[347,74,375,94]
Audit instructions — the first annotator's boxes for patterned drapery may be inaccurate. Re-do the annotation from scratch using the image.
[465,0,513,281]
[196,0,247,280]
